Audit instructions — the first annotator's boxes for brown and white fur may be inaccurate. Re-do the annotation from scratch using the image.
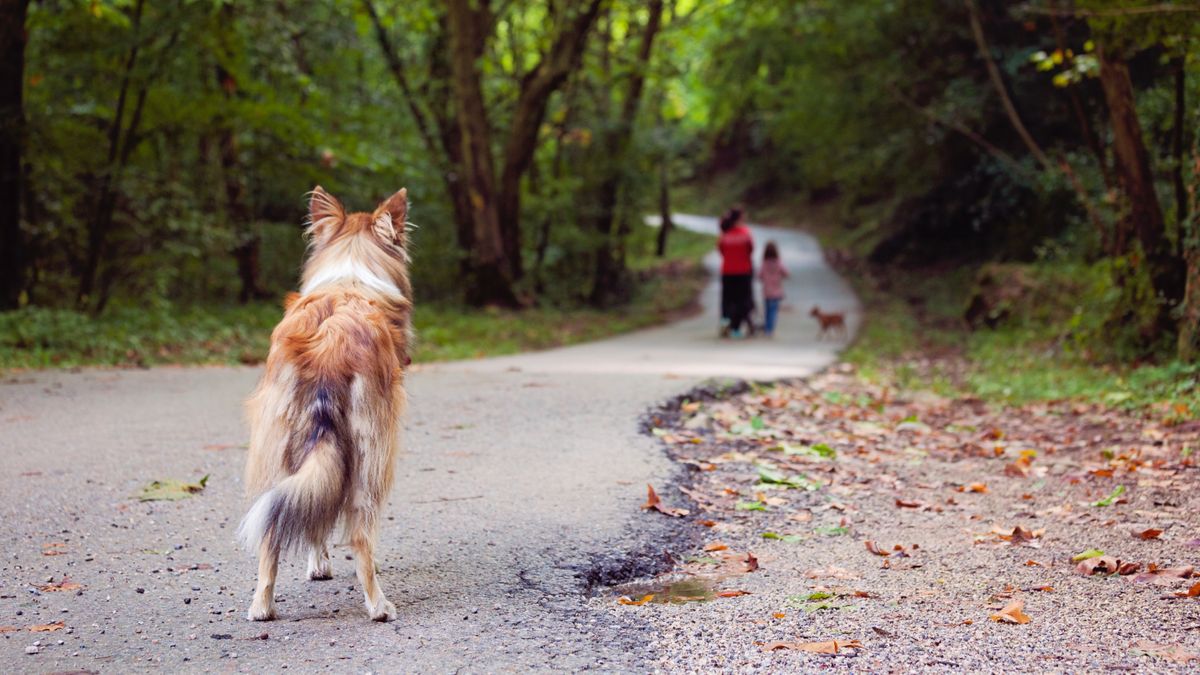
[810,305,847,340]
[238,186,413,622]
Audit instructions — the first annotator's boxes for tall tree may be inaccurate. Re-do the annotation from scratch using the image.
[0,0,28,309]
[445,0,603,305]
[1097,43,1185,317]
[588,0,664,305]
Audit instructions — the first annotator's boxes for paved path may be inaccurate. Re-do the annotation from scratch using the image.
[0,216,855,672]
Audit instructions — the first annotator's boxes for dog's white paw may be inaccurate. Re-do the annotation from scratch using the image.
[247,600,277,622]
[367,598,397,622]
[307,562,333,581]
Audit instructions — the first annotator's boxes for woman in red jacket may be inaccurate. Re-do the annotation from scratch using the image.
[718,207,755,338]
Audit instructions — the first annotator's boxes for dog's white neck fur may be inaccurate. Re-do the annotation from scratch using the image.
[302,258,403,299]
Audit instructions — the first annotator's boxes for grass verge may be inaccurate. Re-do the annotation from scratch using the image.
[0,226,713,370]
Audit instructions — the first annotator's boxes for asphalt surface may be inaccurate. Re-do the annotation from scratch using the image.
[0,215,856,672]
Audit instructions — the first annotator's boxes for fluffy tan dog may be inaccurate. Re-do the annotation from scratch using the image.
[238,186,412,622]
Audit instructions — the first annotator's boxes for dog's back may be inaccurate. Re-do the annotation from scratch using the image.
[239,187,411,623]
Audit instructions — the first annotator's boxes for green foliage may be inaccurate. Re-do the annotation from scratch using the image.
[0,227,712,369]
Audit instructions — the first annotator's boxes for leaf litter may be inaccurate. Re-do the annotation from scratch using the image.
[626,367,1200,666]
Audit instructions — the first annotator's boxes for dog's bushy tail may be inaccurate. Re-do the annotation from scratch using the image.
[238,384,350,554]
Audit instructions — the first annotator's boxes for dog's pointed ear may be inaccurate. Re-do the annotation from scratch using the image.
[307,186,344,246]
[372,188,408,249]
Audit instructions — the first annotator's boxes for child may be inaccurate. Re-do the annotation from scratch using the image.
[758,241,788,337]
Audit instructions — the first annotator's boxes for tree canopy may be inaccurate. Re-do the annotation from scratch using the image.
[2,0,1199,358]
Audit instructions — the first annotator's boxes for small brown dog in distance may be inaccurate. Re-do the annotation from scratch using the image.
[238,187,412,622]
[810,305,847,340]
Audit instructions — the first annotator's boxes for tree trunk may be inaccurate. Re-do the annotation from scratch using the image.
[496,0,605,283]
[588,0,663,306]
[655,154,672,257]
[1098,45,1186,320]
[1172,55,1187,230]
[77,0,145,309]
[0,0,28,309]
[446,0,516,306]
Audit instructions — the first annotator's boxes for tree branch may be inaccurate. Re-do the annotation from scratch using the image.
[965,0,1051,170]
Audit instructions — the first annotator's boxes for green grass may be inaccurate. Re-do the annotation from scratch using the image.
[0,226,713,370]
[842,262,1200,421]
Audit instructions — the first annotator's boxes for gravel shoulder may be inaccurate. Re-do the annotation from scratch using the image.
[598,368,1200,672]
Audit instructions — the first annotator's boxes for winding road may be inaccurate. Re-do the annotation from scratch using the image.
[0,215,856,671]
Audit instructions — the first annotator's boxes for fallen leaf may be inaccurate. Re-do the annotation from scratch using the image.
[41,542,67,556]
[0,626,20,633]
[1072,548,1105,562]
[956,482,988,493]
[617,594,654,606]
[716,589,751,598]
[1093,485,1126,507]
[1077,556,1120,576]
[1134,528,1163,540]
[1134,565,1195,584]
[1024,560,1043,567]
[804,566,858,580]
[642,484,689,518]
[743,552,760,572]
[699,520,716,527]
[1131,639,1198,663]
[763,639,864,654]
[1173,582,1200,598]
[704,542,728,552]
[29,621,64,632]
[138,475,209,502]
[773,612,786,619]
[864,540,890,557]
[989,599,1031,624]
[36,577,83,593]
[1117,561,1142,575]
[894,499,922,508]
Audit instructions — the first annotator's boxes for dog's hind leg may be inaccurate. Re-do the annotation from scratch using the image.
[306,542,333,580]
[247,539,279,621]
[348,514,396,622]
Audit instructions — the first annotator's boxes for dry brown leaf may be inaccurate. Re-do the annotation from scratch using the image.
[29,621,65,632]
[763,639,864,654]
[716,589,752,598]
[617,594,654,606]
[743,552,760,572]
[772,612,786,619]
[36,577,83,593]
[41,542,67,557]
[0,626,20,633]
[698,519,716,527]
[1077,556,1120,576]
[1132,639,1198,663]
[1173,582,1200,598]
[704,542,729,552]
[804,566,859,580]
[641,484,688,518]
[1117,561,1142,576]
[1024,559,1043,567]
[989,599,1031,624]
[1134,528,1163,540]
[894,499,922,508]
[864,540,890,557]
[1133,565,1194,584]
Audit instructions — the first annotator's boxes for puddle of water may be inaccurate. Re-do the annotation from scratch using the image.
[612,573,719,604]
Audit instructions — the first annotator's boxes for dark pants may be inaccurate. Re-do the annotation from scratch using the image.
[721,274,754,333]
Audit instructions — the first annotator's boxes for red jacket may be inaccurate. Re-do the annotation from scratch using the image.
[718,225,754,275]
